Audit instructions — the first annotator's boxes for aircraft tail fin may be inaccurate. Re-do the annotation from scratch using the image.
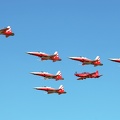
[95,56,100,61]
[96,70,99,75]
[96,70,102,77]
[7,26,11,28]
[54,51,58,55]
[59,85,64,90]
[56,71,61,76]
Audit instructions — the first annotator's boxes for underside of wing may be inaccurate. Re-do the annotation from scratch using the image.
[47,90,56,94]
[47,92,53,94]
[77,77,85,80]
[83,61,92,64]
[45,75,56,79]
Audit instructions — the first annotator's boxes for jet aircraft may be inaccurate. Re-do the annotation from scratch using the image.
[74,70,102,80]
[0,26,14,37]
[30,71,64,81]
[27,51,61,62]
[108,58,120,63]
[69,56,103,66]
[34,85,67,95]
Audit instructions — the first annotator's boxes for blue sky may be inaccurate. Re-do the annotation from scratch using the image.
[0,0,120,120]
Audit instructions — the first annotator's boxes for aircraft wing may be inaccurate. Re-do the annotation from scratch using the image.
[83,59,93,64]
[41,55,55,59]
[45,75,56,79]
[47,90,56,94]
[47,91,53,94]
[77,77,85,80]
[77,74,90,79]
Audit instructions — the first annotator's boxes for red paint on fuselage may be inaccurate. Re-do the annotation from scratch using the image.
[109,58,120,63]
[27,51,62,62]
[30,71,64,81]
[75,71,102,80]
[0,27,14,37]
[69,56,103,66]
[34,85,67,95]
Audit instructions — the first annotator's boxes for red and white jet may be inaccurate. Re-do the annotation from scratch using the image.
[74,70,102,80]
[0,26,14,37]
[34,85,67,95]
[27,51,62,62]
[108,58,120,63]
[69,56,103,67]
[30,71,64,81]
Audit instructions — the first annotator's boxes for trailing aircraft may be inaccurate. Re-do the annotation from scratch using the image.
[0,26,14,37]
[30,71,64,81]
[34,85,67,95]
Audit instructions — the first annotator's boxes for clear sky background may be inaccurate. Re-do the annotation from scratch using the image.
[0,0,120,120]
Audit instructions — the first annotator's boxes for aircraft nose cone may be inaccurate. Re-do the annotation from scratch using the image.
[30,72,37,75]
[108,58,113,61]
[34,87,38,89]
[27,52,33,55]
[69,57,74,59]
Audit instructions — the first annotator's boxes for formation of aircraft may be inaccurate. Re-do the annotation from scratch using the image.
[108,58,120,63]
[34,85,67,95]
[26,51,65,94]
[0,26,14,37]
[27,51,61,62]
[1,25,119,95]
[74,70,102,80]
[30,71,64,81]
[27,51,120,94]
[28,53,120,94]
[69,56,103,67]
[0,27,116,95]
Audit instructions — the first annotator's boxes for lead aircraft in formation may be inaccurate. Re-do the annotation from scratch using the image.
[27,51,61,62]
[69,56,103,67]
[74,70,102,80]
[34,85,67,95]
[0,26,14,37]
[30,71,64,81]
